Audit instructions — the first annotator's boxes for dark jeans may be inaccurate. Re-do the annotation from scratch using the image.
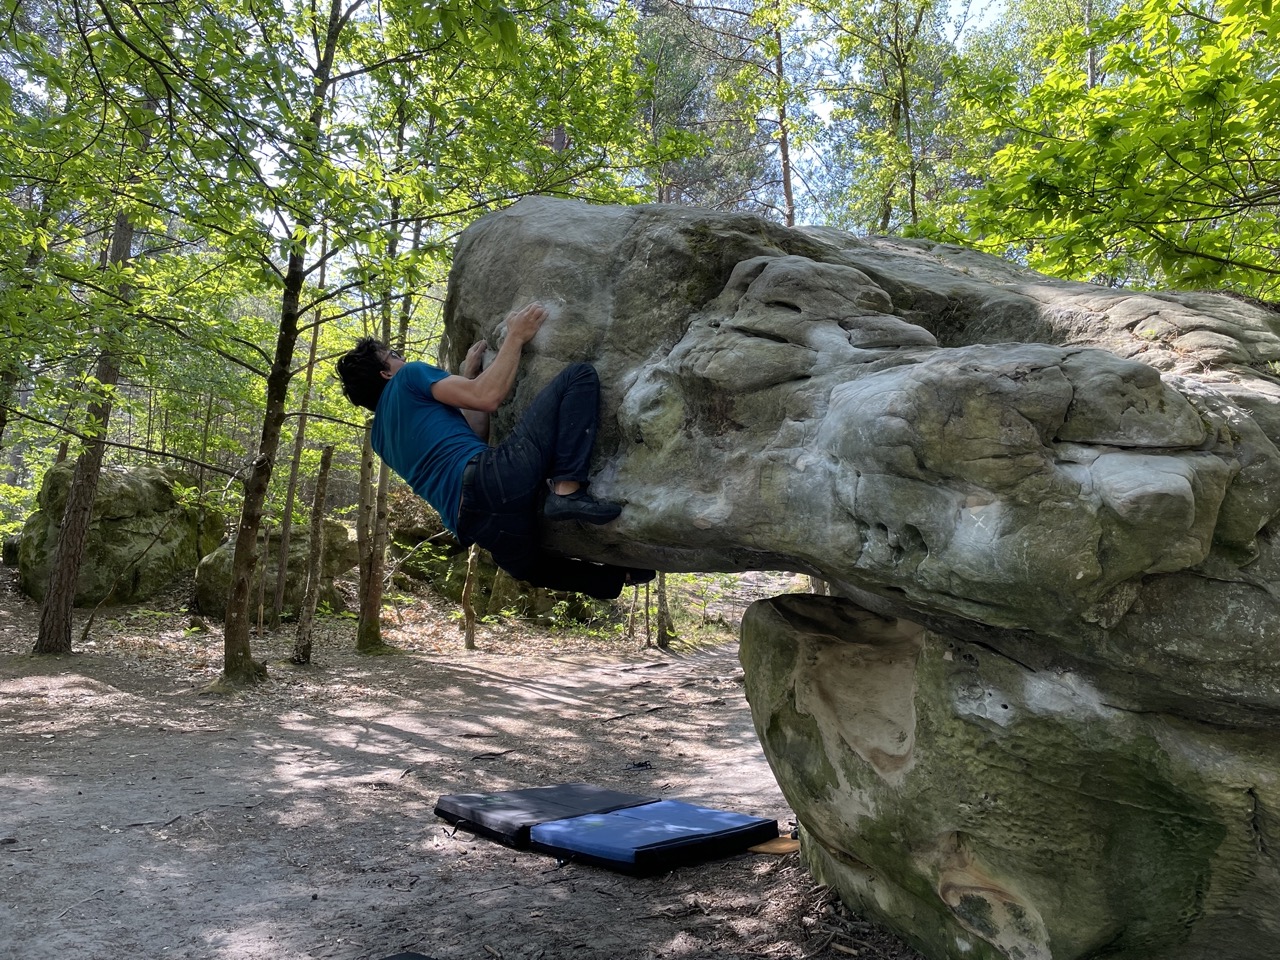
[456,363,629,600]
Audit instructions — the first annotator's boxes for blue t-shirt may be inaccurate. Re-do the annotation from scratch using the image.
[371,361,488,535]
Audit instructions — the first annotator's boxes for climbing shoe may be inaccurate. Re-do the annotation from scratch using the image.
[544,489,623,524]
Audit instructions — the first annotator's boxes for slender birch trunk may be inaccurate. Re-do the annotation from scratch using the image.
[292,444,333,665]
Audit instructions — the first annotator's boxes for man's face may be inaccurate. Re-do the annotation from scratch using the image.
[380,348,406,380]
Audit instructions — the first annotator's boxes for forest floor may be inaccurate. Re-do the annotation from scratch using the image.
[0,570,925,960]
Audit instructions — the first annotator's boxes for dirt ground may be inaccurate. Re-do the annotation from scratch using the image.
[0,572,925,960]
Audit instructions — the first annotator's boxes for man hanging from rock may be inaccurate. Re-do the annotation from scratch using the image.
[336,301,653,600]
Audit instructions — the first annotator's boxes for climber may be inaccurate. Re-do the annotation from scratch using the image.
[335,301,653,600]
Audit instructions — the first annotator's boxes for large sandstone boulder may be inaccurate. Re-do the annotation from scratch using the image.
[741,595,1279,960]
[18,462,224,605]
[193,519,358,621]
[443,198,1280,959]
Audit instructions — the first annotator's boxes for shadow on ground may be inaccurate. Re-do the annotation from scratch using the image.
[0,581,922,960]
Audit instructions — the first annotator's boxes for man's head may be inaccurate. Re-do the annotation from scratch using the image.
[335,337,403,411]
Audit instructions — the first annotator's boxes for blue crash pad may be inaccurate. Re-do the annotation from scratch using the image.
[528,798,778,875]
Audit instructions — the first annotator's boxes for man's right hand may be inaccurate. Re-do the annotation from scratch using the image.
[505,302,548,346]
[432,302,548,414]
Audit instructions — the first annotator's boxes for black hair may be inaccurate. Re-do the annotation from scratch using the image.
[335,337,391,412]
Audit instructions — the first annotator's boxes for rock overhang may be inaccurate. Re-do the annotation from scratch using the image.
[443,196,1280,725]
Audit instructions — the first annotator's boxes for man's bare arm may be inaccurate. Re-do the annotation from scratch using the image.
[458,340,490,441]
[431,303,547,414]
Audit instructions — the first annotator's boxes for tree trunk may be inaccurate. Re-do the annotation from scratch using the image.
[354,424,381,651]
[355,422,375,587]
[196,391,214,543]
[644,582,652,646]
[773,24,796,228]
[257,525,271,636]
[353,420,392,652]
[32,208,132,655]
[270,307,322,628]
[355,461,391,652]
[292,444,333,665]
[33,355,119,653]
[1085,0,1097,90]
[655,572,677,650]
[220,248,303,684]
[462,544,480,650]
[0,364,16,451]
[353,218,419,654]
[219,0,343,685]
[353,126,403,655]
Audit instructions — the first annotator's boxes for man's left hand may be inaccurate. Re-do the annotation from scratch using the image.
[463,340,488,379]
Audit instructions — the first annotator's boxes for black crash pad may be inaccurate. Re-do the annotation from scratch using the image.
[433,782,655,847]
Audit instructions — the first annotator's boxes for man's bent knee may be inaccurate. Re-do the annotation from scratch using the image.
[561,361,598,385]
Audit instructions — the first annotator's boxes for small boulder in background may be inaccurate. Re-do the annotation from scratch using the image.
[18,462,224,606]
[193,518,358,621]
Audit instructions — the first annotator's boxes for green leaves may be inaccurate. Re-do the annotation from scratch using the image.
[386,0,522,63]
[939,0,1280,295]
[808,0,961,233]
[0,0,661,455]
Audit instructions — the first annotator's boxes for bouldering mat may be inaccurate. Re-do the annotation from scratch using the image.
[528,798,778,875]
[434,782,655,847]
